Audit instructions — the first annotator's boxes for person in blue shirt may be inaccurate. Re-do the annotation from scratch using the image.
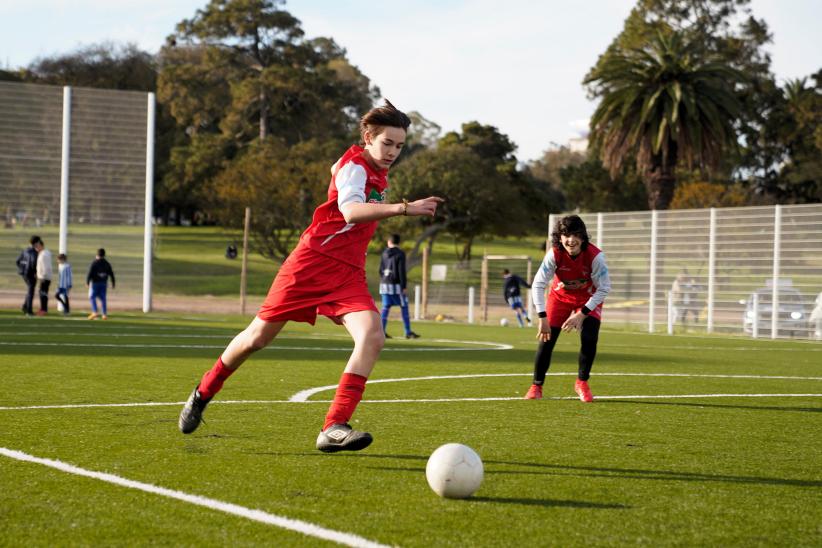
[55,253,73,315]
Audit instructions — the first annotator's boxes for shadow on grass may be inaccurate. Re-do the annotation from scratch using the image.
[469,496,628,509]
[602,399,822,414]
[281,453,822,489]
[250,452,629,509]
[480,460,822,488]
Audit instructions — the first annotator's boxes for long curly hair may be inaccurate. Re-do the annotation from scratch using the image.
[550,215,589,251]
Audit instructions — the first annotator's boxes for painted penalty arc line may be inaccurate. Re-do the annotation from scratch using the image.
[0,447,388,548]
[287,372,822,402]
[2,373,820,411]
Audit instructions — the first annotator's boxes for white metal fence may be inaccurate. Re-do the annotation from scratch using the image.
[418,205,822,340]
[0,81,155,310]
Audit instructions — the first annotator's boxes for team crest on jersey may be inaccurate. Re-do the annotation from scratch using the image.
[367,188,387,203]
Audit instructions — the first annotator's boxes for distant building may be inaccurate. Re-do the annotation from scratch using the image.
[568,137,588,154]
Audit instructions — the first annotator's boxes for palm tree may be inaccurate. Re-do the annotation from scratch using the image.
[585,31,743,209]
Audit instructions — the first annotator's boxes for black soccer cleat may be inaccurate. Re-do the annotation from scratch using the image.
[178,386,211,434]
[316,423,373,453]
[405,331,420,339]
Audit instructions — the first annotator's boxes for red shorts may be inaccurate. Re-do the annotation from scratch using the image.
[547,295,603,327]
[257,245,378,325]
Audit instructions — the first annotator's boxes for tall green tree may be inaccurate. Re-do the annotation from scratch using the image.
[157,0,379,229]
[208,138,341,261]
[528,145,586,192]
[23,42,157,91]
[560,160,647,212]
[586,31,743,209]
[585,0,783,205]
[159,0,376,145]
[770,75,822,202]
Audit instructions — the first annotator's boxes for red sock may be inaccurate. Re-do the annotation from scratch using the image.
[323,372,367,431]
[198,357,235,399]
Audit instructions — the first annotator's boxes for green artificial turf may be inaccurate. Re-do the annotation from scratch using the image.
[0,310,820,546]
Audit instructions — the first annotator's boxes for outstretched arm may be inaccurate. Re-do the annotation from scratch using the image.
[340,197,444,224]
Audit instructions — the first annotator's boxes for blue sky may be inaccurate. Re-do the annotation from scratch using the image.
[1,0,819,162]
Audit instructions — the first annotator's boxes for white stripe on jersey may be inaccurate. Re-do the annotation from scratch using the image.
[320,160,367,246]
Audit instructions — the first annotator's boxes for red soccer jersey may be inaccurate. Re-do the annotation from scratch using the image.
[297,145,388,270]
[549,243,603,307]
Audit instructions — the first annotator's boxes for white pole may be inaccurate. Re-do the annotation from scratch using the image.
[142,92,156,314]
[752,292,759,339]
[596,212,603,249]
[468,286,475,324]
[648,210,658,333]
[667,290,674,335]
[413,284,421,320]
[771,205,781,339]
[707,208,717,333]
[58,86,71,255]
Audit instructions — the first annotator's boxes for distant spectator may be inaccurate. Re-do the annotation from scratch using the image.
[378,234,419,339]
[15,235,40,316]
[55,253,73,316]
[225,243,238,259]
[86,248,116,320]
[671,269,698,324]
[35,239,53,316]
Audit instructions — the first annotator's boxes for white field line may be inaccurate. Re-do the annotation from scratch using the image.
[2,394,820,412]
[2,373,821,411]
[359,394,822,403]
[0,448,387,548]
[3,332,819,353]
[0,339,512,352]
[287,372,822,402]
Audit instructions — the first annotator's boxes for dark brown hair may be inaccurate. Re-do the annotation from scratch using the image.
[551,215,590,251]
[359,100,411,144]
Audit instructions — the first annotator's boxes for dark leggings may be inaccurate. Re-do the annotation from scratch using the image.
[532,315,601,384]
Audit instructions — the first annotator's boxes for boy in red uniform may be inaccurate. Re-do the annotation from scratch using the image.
[178,101,443,452]
[525,215,611,402]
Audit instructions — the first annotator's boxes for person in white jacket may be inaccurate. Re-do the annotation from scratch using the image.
[35,239,53,316]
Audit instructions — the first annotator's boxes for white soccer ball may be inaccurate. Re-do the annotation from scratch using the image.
[499,318,509,327]
[426,443,484,499]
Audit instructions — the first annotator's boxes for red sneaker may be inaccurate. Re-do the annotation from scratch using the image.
[524,384,543,400]
[574,380,594,402]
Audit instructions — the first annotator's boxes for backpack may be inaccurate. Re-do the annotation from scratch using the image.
[16,248,36,278]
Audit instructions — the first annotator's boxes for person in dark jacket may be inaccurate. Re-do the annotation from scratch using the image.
[503,269,532,327]
[378,234,419,339]
[86,248,115,320]
[15,235,41,316]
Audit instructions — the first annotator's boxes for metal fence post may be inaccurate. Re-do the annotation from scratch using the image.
[707,207,717,333]
[771,205,781,339]
[59,86,71,256]
[667,290,674,335]
[142,92,155,314]
[648,210,658,333]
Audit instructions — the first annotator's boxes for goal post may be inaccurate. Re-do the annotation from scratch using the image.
[480,253,533,322]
